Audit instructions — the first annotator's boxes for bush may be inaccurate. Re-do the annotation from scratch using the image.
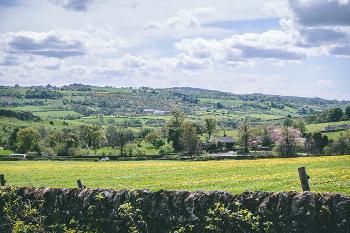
[124,143,146,156]
[324,133,350,155]
[159,142,174,155]
[204,202,274,233]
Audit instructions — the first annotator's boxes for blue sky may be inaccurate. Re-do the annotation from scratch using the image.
[0,0,349,100]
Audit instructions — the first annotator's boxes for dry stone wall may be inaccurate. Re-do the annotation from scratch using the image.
[0,188,349,233]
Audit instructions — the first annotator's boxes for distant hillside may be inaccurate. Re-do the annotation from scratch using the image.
[0,84,348,117]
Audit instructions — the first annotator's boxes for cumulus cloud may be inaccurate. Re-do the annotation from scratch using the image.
[286,0,350,56]
[176,30,306,63]
[144,7,216,31]
[289,0,350,26]
[0,29,127,60]
[7,33,86,58]
[298,28,348,46]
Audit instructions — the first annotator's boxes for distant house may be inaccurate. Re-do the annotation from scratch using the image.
[143,109,171,115]
[143,109,155,115]
[216,136,236,149]
[154,110,171,115]
[9,153,27,160]
[205,136,236,151]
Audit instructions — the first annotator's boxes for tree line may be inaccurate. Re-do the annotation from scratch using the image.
[0,108,350,158]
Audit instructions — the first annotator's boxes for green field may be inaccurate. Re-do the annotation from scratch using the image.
[1,156,349,194]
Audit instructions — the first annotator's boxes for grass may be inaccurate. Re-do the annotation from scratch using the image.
[306,120,350,133]
[0,148,13,156]
[0,156,349,194]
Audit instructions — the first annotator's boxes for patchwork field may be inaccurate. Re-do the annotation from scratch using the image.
[1,156,349,194]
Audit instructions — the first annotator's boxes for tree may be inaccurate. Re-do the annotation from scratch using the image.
[106,125,118,149]
[15,127,40,153]
[0,131,5,147]
[216,102,224,109]
[204,117,217,140]
[345,106,350,119]
[180,121,200,158]
[304,132,328,155]
[327,108,343,122]
[325,132,350,155]
[292,119,307,134]
[79,124,105,152]
[273,127,302,157]
[167,107,185,151]
[37,126,49,140]
[49,128,80,156]
[260,125,274,147]
[283,115,293,127]
[115,127,134,156]
[145,130,165,149]
[8,127,23,150]
[238,119,252,154]
[106,126,134,155]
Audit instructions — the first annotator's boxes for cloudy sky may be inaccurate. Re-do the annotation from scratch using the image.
[0,0,349,100]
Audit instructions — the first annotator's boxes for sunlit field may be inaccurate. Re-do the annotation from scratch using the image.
[1,156,349,194]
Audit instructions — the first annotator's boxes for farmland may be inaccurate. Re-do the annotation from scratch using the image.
[1,155,349,194]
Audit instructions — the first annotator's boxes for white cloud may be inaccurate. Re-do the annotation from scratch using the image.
[176,30,307,63]
[144,7,217,31]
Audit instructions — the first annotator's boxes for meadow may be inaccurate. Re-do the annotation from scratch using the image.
[1,155,349,194]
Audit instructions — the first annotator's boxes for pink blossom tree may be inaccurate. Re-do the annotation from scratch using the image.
[272,126,302,157]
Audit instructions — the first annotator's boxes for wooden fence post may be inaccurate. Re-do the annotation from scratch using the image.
[0,174,6,186]
[298,166,310,191]
[77,179,85,189]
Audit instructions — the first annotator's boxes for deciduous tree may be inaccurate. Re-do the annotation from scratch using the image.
[204,117,217,140]
[16,127,40,153]
[238,119,252,154]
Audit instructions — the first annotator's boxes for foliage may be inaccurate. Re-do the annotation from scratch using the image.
[0,109,40,121]
[145,130,165,149]
[25,89,63,99]
[167,108,185,151]
[0,188,44,232]
[304,132,328,155]
[204,202,274,233]
[238,119,252,154]
[292,119,307,134]
[204,117,216,140]
[49,128,80,156]
[345,106,350,119]
[124,143,146,157]
[260,125,275,147]
[180,121,201,158]
[79,124,106,151]
[117,202,148,233]
[308,107,345,123]
[15,127,41,153]
[327,108,343,122]
[106,126,135,156]
[324,132,350,155]
[158,142,174,155]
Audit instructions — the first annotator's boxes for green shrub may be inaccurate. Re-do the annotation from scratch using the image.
[204,202,274,233]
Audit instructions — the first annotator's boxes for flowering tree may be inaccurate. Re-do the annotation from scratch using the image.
[272,126,302,157]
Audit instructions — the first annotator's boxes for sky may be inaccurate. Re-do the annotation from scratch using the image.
[0,0,349,100]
